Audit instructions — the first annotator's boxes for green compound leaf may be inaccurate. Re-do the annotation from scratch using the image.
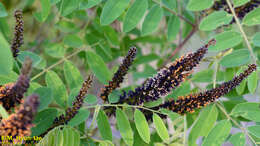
[247,71,258,94]
[64,60,84,90]
[134,109,150,143]
[188,105,218,146]
[45,71,68,108]
[219,49,250,68]
[167,15,180,41]
[208,31,243,51]
[199,11,233,31]
[229,133,246,146]
[202,120,232,146]
[45,43,65,58]
[32,108,58,136]
[58,0,81,16]
[231,102,260,122]
[100,0,130,25]
[97,110,113,141]
[17,51,42,67]
[116,109,134,146]
[63,34,83,48]
[0,2,8,17]
[252,32,260,47]
[187,0,214,11]
[153,113,169,143]
[0,33,13,75]
[123,0,148,33]
[85,50,112,84]
[68,109,90,127]
[33,0,51,22]
[37,126,80,146]
[233,0,250,7]
[34,87,53,111]
[242,7,260,26]
[248,126,260,138]
[141,5,163,36]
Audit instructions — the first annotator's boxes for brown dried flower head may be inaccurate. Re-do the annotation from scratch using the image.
[0,94,39,138]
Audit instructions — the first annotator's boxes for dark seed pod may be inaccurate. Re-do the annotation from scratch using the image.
[100,47,137,102]
[147,64,257,117]
[0,58,32,111]
[0,94,39,139]
[11,10,24,58]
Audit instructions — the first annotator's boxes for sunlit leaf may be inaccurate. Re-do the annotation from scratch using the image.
[188,105,218,146]
[97,110,113,141]
[153,113,169,143]
[100,0,130,25]
[116,109,134,145]
[142,5,163,36]
[45,71,68,108]
[123,0,148,32]
[202,120,232,146]
[134,109,150,143]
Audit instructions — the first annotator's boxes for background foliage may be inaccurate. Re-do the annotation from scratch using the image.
[0,0,260,145]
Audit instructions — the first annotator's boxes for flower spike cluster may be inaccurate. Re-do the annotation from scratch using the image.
[0,58,32,111]
[206,0,260,23]
[0,94,39,138]
[100,47,137,102]
[146,64,257,117]
[117,39,216,106]
[40,75,93,137]
[11,10,24,58]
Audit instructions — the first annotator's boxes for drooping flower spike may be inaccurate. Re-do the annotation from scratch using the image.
[117,39,216,106]
[146,64,257,118]
[0,94,39,138]
[0,58,32,111]
[41,75,93,137]
[100,47,137,102]
[11,10,24,58]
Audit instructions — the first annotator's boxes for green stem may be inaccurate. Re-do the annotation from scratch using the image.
[83,104,169,116]
[31,42,102,81]
[225,0,257,64]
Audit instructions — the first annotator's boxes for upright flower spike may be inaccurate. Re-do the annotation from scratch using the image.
[41,75,93,137]
[117,39,216,105]
[11,10,24,58]
[0,58,32,111]
[100,47,137,102]
[0,94,39,138]
[151,64,257,115]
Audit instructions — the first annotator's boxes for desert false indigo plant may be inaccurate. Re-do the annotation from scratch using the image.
[1,1,260,145]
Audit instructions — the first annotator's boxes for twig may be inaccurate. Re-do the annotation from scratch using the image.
[152,0,196,27]
[162,26,198,67]
[83,104,169,116]
[183,115,187,146]
[216,103,257,146]
[31,42,102,81]
[225,0,257,64]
